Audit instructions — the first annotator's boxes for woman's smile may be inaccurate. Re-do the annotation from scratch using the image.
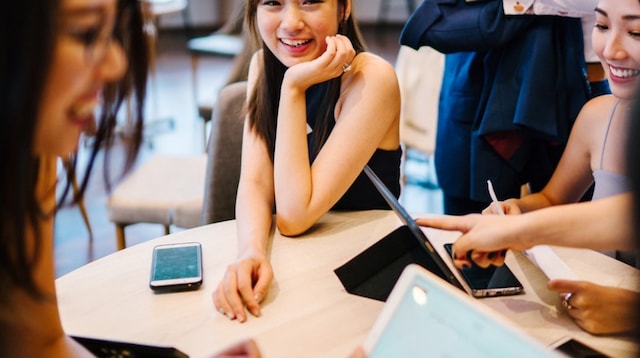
[279,37,314,55]
[607,64,640,83]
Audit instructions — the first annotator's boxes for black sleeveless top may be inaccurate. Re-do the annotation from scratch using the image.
[305,82,402,210]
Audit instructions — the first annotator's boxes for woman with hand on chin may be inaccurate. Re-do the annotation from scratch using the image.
[0,0,149,355]
[213,0,402,323]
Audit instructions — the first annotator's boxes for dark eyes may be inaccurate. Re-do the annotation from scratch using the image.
[594,23,608,31]
[595,23,640,38]
[260,0,324,6]
[70,27,103,47]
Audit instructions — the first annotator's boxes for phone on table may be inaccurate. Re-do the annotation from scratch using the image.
[444,243,523,298]
[71,336,189,358]
[550,337,609,358]
[150,242,203,292]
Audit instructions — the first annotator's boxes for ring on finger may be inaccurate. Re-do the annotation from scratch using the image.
[342,63,352,73]
[562,292,574,310]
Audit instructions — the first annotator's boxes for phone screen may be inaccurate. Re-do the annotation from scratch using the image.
[150,242,202,291]
[444,244,523,297]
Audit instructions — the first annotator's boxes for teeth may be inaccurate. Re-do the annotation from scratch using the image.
[609,66,640,78]
[281,39,309,47]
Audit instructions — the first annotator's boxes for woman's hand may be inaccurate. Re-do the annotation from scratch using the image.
[548,279,640,335]
[417,214,530,269]
[212,252,273,323]
[283,34,356,91]
[482,199,522,215]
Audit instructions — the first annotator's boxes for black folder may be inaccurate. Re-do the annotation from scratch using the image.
[334,166,465,302]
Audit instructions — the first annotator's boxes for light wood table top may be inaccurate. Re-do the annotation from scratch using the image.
[56,210,639,357]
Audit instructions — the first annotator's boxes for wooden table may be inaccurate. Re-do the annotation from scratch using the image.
[56,210,640,357]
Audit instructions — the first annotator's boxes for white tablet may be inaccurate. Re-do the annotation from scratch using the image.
[363,264,562,357]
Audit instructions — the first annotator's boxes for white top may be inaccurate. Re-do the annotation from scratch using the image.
[503,0,599,62]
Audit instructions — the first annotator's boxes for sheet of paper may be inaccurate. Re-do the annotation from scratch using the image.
[524,245,578,281]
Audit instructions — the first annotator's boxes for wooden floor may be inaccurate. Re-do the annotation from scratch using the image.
[53,25,443,277]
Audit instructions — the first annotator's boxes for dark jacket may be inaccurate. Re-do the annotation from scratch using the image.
[401,2,589,201]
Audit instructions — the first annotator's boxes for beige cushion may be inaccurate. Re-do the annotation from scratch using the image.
[107,154,207,226]
[395,45,444,155]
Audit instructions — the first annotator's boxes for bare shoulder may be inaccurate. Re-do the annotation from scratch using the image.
[350,52,398,82]
[570,94,617,148]
[247,50,264,97]
[577,94,618,123]
[248,49,263,79]
[343,52,399,98]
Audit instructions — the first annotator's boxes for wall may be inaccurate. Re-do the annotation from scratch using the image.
[353,0,416,24]
[158,0,415,29]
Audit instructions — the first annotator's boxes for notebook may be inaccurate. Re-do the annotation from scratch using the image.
[363,264,560,357]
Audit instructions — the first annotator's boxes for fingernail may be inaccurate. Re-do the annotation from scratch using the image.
[254,293,262,302]
[226,312,235,320]
[251,307,261,317]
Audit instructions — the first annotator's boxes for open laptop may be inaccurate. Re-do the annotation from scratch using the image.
[363,264,560,357]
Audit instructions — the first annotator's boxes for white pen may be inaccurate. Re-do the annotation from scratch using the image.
[487,180,505,216]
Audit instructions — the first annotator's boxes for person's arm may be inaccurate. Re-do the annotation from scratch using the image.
[212,52,275,323]
[418,193,635,268]
[273,36,400,235]
[503,0,597,16]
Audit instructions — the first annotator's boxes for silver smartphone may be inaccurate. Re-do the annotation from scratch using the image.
[444,243,523,297]
[150,242,203,292]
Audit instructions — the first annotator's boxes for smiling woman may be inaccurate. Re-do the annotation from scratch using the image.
[0,0,149,355]
[212,0,403,324]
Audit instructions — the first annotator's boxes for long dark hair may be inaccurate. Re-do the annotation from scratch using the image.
[245,0,366,160]
[0,0,149,299]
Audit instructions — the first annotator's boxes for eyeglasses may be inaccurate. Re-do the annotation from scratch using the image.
[61,4,132,65]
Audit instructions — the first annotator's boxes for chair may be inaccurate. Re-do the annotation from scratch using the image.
[173,81,247,227]
[61,157,94,241]
[107,81,247,249]
[106,154,207,250]
[395,45,444,187]
[187,0,248,145]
